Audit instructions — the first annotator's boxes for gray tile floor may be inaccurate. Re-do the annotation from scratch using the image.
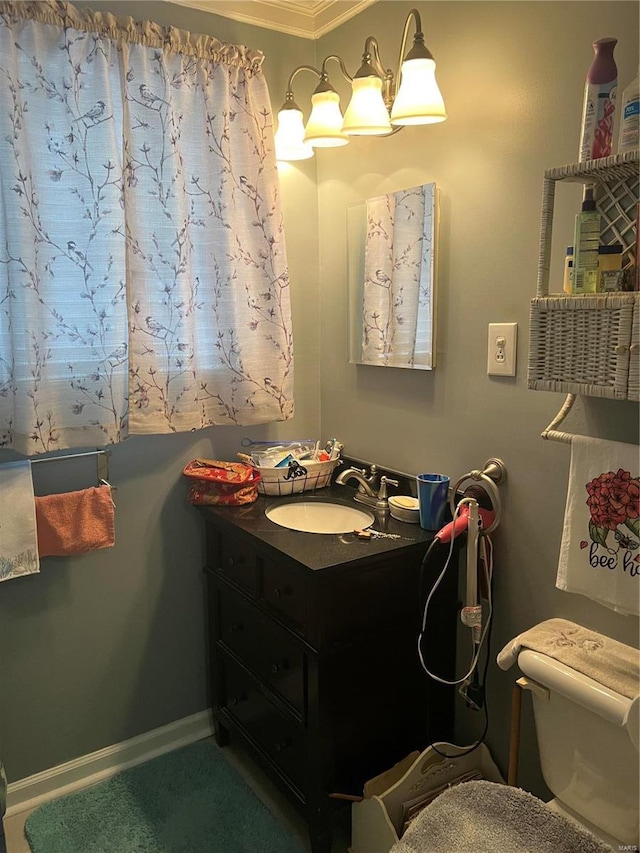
[4,739,351,853]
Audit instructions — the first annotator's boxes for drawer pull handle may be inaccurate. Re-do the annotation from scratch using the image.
[229,693,246,706]
[273,585,292,599]
[271,660,288,674]
[229,622,244,633]
[227,555,246,568]
[273,739,290,753]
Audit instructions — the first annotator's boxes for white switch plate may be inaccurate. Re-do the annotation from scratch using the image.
[487,322,517,376]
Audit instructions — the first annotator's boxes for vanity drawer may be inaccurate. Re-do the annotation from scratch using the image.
[222,657,305,793]
[214,530,257,595]
[217,585,305,717]
[259,558,307,634]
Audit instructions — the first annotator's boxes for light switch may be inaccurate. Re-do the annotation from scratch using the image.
[487,323,517,376]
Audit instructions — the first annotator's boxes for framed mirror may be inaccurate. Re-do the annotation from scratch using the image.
[348,182,439,369]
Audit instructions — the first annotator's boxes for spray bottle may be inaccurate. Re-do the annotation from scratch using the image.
[579,37,618,161]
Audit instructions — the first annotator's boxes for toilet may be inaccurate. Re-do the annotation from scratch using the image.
[386,623,639,853]
[516,646,639,848]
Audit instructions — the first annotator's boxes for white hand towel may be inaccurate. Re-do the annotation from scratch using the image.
[0,460,40,581]
[496,618,639,699]
[556,435,639,616]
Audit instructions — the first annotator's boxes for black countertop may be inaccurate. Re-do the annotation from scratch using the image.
[200,484,439,572]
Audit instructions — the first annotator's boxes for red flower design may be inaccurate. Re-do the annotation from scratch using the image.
[586,469,640,530]
[592,98,615,158]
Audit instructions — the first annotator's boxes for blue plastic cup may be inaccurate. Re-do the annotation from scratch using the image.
[417,474,450,531]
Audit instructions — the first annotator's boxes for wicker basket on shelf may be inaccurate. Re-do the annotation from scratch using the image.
[256,458,341,496]
[527,152,639,402]
[528,293,638,399]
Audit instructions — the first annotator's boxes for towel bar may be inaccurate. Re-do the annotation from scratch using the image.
[29,448,110,483]
[541,393,576,444]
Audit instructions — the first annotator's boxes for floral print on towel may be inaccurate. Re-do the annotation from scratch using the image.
[548,625,604,654]
[556,437,639,616]
[583,468,640,575]
[0,548,39,582]
[0,459,40,581]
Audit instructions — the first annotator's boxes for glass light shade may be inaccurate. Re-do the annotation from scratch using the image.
[390,58,447,126]
[303,91,349,147]
[274,107,314,161]
[342,76,392,136]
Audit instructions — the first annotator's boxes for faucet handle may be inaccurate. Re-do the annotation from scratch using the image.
[378,476,399,501]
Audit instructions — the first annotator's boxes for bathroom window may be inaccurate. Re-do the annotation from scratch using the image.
[0,1,293,454]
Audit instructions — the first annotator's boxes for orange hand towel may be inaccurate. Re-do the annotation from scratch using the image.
[35,485,115,557]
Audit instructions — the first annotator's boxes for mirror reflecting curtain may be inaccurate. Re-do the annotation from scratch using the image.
[348,183,438,369]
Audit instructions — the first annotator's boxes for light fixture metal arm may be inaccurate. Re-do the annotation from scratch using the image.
[361,36,388,80]
[396,9,421,80]
[320,54,353,84]
[285,58,350,101]
[285,64,322,97]
[359,36,394,109]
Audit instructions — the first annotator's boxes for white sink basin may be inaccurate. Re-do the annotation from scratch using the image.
[265,501,375,534]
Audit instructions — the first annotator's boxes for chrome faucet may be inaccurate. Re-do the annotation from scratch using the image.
[335,464,399,511]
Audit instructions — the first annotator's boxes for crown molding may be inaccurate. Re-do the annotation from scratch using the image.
[166,0,377,39]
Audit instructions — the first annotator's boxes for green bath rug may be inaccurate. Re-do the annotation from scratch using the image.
[25,740,305,853]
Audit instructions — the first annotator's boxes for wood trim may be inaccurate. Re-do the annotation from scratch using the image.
[166,0,377,40]
[5,710,214,817]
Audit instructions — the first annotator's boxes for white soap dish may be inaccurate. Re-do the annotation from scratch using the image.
[388,496,420,524]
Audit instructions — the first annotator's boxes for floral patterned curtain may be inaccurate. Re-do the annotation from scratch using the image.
[362,184,435,369]
[0,1,293,454]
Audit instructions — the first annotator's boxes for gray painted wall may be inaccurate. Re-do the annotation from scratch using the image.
[312,0,639,795]
[0,0,638,809]
[0,1,321,783]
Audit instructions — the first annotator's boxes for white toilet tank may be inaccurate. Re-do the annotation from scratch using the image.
[518,648,639,847]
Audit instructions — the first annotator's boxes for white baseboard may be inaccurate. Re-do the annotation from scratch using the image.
[5,709,215,818]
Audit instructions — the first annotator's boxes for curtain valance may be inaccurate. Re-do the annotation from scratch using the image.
[0,0,264,70]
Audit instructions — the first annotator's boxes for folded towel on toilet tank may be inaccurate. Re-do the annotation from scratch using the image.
[390,779,612,853]
[497,618,639,699]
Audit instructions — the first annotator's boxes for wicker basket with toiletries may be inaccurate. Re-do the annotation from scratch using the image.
[237,439,342,496]
[527,152,639,402]
[255,457,341,496]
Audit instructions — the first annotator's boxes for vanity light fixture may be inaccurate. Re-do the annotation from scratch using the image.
[274,8,447,162]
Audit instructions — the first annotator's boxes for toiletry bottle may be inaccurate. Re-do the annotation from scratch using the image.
[597,243,624,292]
[572,188,600,294]
[579,37,617,161]
[598,244,623,271]
[617,73,639,153]
[563,247,574,294]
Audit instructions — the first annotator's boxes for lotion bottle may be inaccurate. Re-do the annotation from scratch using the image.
[579,38,618,161]
[572,188,600,294]
[617,73,639,153]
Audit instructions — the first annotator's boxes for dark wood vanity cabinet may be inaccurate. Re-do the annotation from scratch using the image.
[202,509,458,853]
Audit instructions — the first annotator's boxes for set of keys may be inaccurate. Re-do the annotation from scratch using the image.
[354,528,402,540]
